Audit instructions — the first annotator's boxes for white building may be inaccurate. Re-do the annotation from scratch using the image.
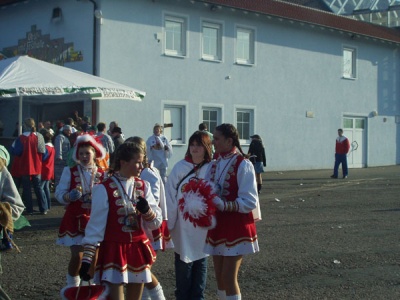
[0,0,399,171]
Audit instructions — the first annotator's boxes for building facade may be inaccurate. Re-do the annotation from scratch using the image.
[0,0,399,171]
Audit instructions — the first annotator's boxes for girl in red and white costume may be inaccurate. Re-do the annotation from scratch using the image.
[205,123,261,300]
[79,142,162,300]
[125,136,173,300]
[55,134,106,288]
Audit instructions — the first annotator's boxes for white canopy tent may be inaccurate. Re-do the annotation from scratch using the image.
[0,55,145,134]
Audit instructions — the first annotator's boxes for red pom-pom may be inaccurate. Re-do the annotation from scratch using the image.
[178,178,217,229]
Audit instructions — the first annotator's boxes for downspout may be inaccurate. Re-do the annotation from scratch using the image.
[88,0,98,124]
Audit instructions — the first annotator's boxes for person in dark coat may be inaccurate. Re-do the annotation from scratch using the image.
[247,134,266,194]
[110,126,125,166]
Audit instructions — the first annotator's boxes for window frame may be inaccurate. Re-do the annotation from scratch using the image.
[163,101,188,145]
[201,20,223,62]
[343,46,357,79]
[163,13,188,57]
[200,105,223,134]
[234,106,255,144]
[235,25,256,65]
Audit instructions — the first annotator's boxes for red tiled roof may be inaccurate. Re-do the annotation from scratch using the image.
[201,0,400,44]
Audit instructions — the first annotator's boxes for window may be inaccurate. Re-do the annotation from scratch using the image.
[202,21,222,61]
[202,107,221,133]
[343,118,353,128]
[165,15,187,56]
[236,109,254,141]
[343,47,356,79]
[236,27,255,65]
[164,104,186,144]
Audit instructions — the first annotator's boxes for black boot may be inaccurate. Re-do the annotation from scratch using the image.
[257,184,262,194]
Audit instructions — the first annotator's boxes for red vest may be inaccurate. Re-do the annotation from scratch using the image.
[68,165,105,212]
[41,144,55,180]
[103,177,147,243]
[12,134,42,176]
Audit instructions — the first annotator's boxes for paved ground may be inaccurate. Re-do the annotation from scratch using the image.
[2,165,400,299]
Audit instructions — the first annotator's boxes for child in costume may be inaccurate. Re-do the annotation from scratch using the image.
[55,134,106,288]
[166,131,214,300]
[205,123,261,300]
[79,142,162,300]
[125,136,173,300]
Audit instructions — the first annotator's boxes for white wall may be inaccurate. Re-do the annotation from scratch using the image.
[1,0,399,171]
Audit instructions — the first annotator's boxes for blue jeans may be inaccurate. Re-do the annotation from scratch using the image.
[174,252,207,300]
[21,174,47,213]
[40,180,51,210]
[333,153,348,177]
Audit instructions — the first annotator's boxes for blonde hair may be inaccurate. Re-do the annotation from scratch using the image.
[153,123,163,133]
[24,118,36,132]
[0,158,5,171]
[109,143,145,176]
[124,136,148,166]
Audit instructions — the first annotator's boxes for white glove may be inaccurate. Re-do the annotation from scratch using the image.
[212,196,225,211]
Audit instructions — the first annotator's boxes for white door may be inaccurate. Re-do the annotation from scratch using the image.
[343,117,367,168]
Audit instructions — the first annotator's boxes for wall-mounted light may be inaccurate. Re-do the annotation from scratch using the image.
[52,7,62,23]
[371,110,378,117]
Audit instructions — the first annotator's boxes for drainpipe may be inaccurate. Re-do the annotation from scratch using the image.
[88,0,98,124]
[88,0,98,76]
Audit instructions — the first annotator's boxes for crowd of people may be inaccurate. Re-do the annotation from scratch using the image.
[1,116,266,300]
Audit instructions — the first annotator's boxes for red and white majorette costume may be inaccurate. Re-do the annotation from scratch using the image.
[55,134,106,246]
[82,174,163,284]
[141,164,174,251]
[204,149,261,256]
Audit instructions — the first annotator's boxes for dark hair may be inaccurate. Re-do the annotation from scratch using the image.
[109,142,144,175]
[198,123,207,131]
[65,117,75,126]
[215,123,246,156]
[97,122,106,132]
[338,128,343,132]
[185,131,212,162]
[39,129,52,143]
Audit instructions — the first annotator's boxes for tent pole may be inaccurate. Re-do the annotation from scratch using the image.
[18,95,23,135]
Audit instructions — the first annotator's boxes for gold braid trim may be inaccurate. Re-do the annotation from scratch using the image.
[63,192,70,202]
[224,201,239,213]
[142,208,156,222]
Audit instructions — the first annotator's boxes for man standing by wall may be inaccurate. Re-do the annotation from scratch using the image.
[331,128,350,179]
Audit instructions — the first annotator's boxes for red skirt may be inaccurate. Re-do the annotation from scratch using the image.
[95,239,156,284]
[205,210,258,253]
[58,201,91,239]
